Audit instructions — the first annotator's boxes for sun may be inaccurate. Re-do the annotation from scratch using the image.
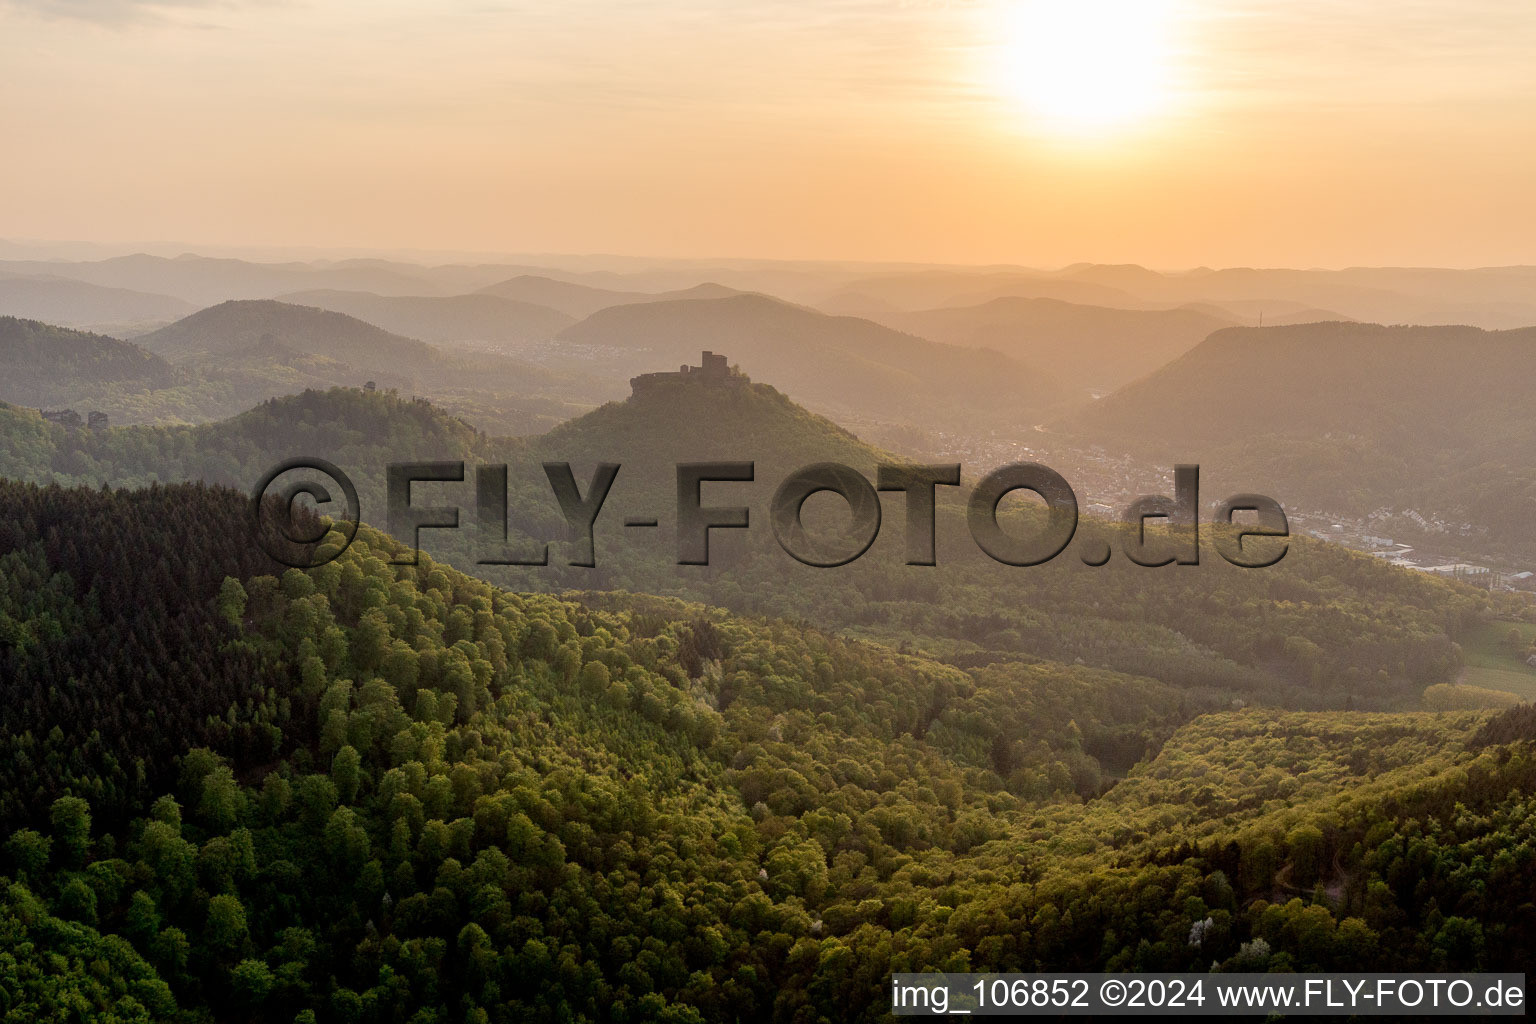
[991,0,1181,134]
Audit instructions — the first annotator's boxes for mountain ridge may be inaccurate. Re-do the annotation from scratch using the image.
[476,274,745,317]
[275,289,576,348]
[870,296,1235,395]
[553,292,1075,434]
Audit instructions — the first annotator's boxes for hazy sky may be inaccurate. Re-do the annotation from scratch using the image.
[3,0,1534,266]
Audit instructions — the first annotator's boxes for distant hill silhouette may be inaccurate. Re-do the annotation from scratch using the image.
[0,276,194,332]
[136,298,444,368]
[820,270,1151,312]
[276,289,576,348]
[128,300,607,433]
[1178,299,1354,326]
[1057,263,1536,329]
[822,263,1536,329]
[475,275,743,318]
[0,253,450,305]
[12,253,1536,327]
[872,297,1235,396]
[555,293,1073,433]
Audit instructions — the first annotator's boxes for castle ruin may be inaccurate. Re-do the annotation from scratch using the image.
[629,351,746,398]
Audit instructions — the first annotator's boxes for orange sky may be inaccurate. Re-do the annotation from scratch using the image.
[2,0,1534,267]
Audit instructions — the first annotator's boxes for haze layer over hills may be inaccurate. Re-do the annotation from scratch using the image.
[474,275,745,318]
[824,263,1536,328]
[9,250,1536,329]
[871,298,1235,396]
[275,290,577,349]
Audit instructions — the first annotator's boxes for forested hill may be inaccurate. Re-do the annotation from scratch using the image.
[0,382,1493,712]
[0,388,493,494]
[0,481,301,827]
[1059,322,1536,562]
[0,378,884,533]
[492,391,1487,715]
[1067,322,1536,449]
[0,316,176,408]
[534,376,883,473]
[0,379,874,526]
[0,482,1534,1020]
[0,302,605,436]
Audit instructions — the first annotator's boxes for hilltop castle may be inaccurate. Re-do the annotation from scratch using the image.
[630,351,747,398]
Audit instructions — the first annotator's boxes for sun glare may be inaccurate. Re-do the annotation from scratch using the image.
[992,0,1181,135]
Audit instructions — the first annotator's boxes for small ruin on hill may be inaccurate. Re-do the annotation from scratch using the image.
[630,351,747,398]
